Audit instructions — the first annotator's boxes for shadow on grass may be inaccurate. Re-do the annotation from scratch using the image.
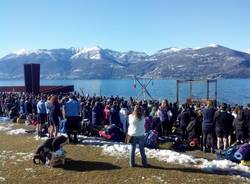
[59,158,121,172]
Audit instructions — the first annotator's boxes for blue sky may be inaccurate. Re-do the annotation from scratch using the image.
[1,0,250,57]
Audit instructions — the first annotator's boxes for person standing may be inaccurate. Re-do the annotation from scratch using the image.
[127,105,147,167]
[119,102,129,133]
[49,95,62,137]
[159,100,172,136]
[201,100,215,152]
[45,96,52,123]
[244,103,250,143]
[214,103,231,150]
[178,104,190,141]
[64,94,80,143]
[24,96,33,124]
[36,96,47,136]
[233,106,245,143]
[110,101,121,127]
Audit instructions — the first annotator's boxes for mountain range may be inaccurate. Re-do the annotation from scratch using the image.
[0,44,250,80]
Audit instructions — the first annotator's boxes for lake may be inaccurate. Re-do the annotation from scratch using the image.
[0,79,250,105]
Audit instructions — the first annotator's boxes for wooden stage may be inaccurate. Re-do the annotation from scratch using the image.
[0,85,74,94]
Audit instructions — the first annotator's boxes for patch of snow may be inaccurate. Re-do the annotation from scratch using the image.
[199,159,250,177]
[193,47,202,50]
[71,46,102,60]
[25,168,35,173]
[34,135,49,141]
[73,69,82,72]
[6,129,27,135]
[16,152,27,156]
[158,48,181,53]
[12,49,31,56]
[9,155,16,160]
[0,126,11,131]
[16,159,24,162]
[176,65,184,68]
[76,46,101,53]
[246,49,250,54]
[22,153,34,161]
[207,44,219,48]
[0,177,6,181]
[101,144,250,178]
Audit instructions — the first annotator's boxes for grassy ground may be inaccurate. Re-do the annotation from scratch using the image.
[0,124,249,184]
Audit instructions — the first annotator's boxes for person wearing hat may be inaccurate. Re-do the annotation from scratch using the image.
[244,103,250,142]
[213,103,232,150]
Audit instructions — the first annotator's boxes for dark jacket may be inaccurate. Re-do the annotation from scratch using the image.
[214,110,232,131]
[201,107,215,130]
[178,110,190,128]
[244,108,250,127]
[110,105,121,127]
[233,111,245,131]
[24,100,32,115]
[50,103,62,124]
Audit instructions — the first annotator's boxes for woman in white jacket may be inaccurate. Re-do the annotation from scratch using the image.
[127,105,147,167]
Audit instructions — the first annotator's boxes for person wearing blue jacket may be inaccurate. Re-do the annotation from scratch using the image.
[37,96,46,137]
[64,94,80,143]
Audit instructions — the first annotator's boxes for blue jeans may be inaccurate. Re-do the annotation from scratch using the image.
[129,136,147,167]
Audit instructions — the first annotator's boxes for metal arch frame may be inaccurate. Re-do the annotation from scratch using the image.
[176,79,217,104]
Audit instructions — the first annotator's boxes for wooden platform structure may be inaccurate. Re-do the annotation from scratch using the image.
[0,85,74,94]
[176,79,217,105]
[0,64,74,94]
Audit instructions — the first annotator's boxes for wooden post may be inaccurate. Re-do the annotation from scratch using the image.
[215,80,218,105]
[176,80,179,104]
[189,81,192,99]
[206,80,209,100]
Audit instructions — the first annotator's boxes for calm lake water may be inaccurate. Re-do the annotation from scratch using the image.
[0,79,250,105]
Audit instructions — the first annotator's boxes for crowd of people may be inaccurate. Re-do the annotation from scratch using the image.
[1,92,250,155]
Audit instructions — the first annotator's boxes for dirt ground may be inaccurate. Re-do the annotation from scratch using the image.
[0,124,249,184]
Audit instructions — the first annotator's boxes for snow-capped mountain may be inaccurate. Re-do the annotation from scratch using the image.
[0,45,250,79]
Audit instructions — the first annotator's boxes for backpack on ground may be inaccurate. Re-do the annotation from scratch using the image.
[144,130,158,148]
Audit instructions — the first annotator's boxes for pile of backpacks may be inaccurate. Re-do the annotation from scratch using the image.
[99,124,125,142]
[218,143,250,166]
